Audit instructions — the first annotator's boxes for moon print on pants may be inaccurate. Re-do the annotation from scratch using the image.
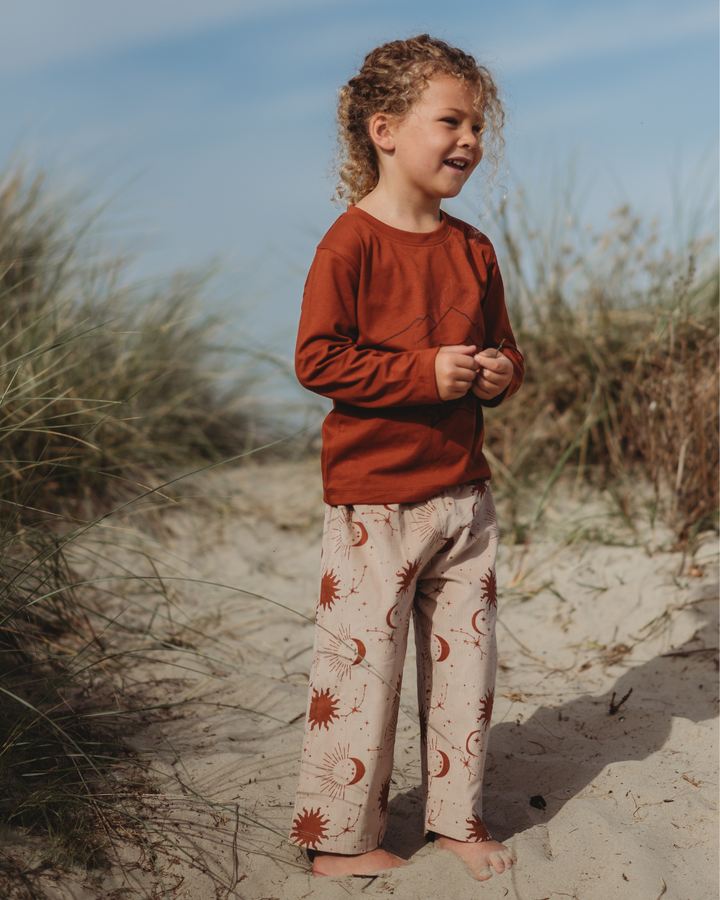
[290,481,499,854]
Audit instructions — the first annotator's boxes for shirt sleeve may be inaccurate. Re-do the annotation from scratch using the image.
[477,254,524,406]
[295,247,441,407]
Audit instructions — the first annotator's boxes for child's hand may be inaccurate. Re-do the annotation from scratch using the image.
[471,348,514,400]
[435,345,480,401]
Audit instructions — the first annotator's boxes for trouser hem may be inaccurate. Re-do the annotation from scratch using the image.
[289,834,383,855]
[427,813,491,844]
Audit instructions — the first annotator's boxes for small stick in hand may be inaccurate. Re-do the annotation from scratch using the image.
[492,339,505,358]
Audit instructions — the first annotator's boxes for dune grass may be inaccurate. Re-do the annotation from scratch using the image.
[0,531,144,869]
[0,168,283,531]
[482,189,719,545]
[0,166,301,885]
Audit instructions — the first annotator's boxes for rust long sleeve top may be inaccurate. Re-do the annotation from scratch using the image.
[295,206,524,505]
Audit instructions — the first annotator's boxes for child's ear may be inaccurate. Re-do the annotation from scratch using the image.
[368,113,396,152]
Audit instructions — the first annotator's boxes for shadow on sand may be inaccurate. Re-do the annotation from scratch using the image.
[385,597,718,852]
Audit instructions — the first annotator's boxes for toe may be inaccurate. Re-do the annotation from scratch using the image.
[476,862,494,882]
[488,852,507,874]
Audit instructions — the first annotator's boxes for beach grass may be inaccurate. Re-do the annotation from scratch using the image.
[0,167,287,532]
[0,166,300,883]
[483,188,719,546]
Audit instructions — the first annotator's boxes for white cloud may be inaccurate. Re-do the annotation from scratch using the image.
[0,0,361,74]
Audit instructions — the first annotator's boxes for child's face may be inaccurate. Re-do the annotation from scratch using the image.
[382,74,482,203]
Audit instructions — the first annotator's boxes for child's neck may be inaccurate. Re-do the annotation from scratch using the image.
[355,189,443,234]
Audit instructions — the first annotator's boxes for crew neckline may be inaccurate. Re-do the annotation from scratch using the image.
[347,206,452,245]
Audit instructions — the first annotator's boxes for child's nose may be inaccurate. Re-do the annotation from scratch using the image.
[458,128,479,150]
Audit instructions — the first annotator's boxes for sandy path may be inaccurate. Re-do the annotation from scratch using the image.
[35,461,719,899]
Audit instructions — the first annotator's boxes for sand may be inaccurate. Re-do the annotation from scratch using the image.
[19,460,719,899]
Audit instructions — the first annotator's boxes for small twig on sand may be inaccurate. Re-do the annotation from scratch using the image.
[662,647,718,658]
[655,876,667,899]
[231,803,241,893]
[608,687,633,715]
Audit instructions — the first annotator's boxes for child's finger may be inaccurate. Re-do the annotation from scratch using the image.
[476,370,510,389]
[476,366,505,382]
[474,350,509,367]
[475,358,513,379]
[439,344,478,356]
[455,355,480,371]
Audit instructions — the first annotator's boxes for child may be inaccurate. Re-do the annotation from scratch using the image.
[290,34,523,882]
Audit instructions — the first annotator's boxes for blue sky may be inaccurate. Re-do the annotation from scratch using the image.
[1,0,717,352]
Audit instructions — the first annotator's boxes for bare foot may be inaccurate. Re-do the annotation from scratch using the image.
[312,847,409,877]
[435,835,517,882]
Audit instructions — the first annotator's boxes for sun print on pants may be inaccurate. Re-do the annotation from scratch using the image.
[465,812,491,842]
[479,568,497,610]
[291,807,330,849]
[319,744,366,800]
[378,775,391,817]
[321,623,367,681]
[410,501,444,545]
[332,507,369,558]
[396,558,421,594]
[319,570,342,611]
[478,688,494,729]
[308,687,341,731]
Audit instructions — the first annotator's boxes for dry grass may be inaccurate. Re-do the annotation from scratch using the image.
[483,191,718,543]
[0,164,301,876]
[0,168,285,530]
[0,530,148,868]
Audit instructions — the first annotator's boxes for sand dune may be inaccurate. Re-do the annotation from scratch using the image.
[30,461,718,899]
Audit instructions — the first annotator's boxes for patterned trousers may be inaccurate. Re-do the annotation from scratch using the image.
[290,480,498,855]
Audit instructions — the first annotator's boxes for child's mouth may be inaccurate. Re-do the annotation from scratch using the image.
[444,159,468,171]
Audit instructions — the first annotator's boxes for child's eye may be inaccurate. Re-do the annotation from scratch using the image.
[442,117,458,126]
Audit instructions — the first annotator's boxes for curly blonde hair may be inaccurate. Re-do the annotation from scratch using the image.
[334,34,505,207]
